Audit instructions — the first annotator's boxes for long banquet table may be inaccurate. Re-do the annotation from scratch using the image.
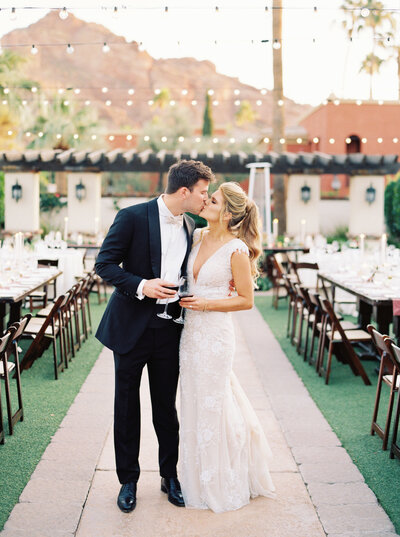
[0,267,62,332]
[318,271,400,344]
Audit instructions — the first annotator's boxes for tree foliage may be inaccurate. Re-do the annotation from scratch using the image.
[202,92,213,137]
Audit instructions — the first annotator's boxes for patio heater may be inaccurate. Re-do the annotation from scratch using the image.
[246,162,272,245]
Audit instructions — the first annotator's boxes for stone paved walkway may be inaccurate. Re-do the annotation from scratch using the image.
[1,307,398,537]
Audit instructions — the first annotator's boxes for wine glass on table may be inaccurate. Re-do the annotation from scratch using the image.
[157,271,179,320]
[174,276,193,324]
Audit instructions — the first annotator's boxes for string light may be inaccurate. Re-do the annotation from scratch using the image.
[178,136,184,142]
[56,133,62,139]
[105,100,112,106]
[59,7,68,20]
[313,137,319,143]
[144,135,150,141]
[296,138,302,144]
[74,88,80,94]
[8,130,13,136]
[10,8,17,21]
[213,137,219,143]
[102,87,108,93]
[195,137,201,142]
[31,86,38,93]
[333,99,340,106]
[170,100,176,106]
[126,134,133,140]
[234,89,240,95]
[155,88,161,95]
[260,89,267,95]
[58,88,64,94]
[263,137,269,143]
[345,137,351,144]
[273,39,281,50]
[66,44,74,54]
[278,99,284,106]
[63,100,69,105]
[247,137,253,143]
[212,100,219,106]
[256,100,262,106]
[207,89,214,96]
[73,133,79,139]
[393,137,399,143]
[181,89,188,95]
[161,136,167,142]
[329,138,335,144]
[128,88,135,95]
[102,42,110,53]
[38,131,43,137]
[279,138,285,144]
[191,100,197,106]
[230,137,236,143]
[377,137,383,143]
[85,100,91,105]
[26,132,31,137]
[360,7,370,17]
[109,135,115,141]
[148,99,154,105]
[234,100,240,106]
[127,100,133,106]
[361,137,367,143]
[91,134,97,140]
[31,45,38,55]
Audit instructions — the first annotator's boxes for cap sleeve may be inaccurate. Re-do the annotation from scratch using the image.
[230,239,249,257]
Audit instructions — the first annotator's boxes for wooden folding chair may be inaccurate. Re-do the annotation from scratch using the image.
[282,274,297,339]
[368,327,398,450]
[89,268,107,304]
[20,295,66,380]
[289,261,319,289]
[270,254,288,309]
[318,299,371,385]
[1,315,31,435]
[0,330,14,444]
[28,258,59,310]
[382,338,400,460]
[294,285,316,358]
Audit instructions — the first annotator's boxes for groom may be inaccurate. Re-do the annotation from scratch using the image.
[95,160,214,513]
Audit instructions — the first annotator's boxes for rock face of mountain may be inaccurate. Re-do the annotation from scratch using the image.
[2,11,311,131]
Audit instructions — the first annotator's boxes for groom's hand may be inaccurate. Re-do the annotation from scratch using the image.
[143,278,177,299]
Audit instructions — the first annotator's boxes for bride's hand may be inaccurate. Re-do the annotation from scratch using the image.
[179,295,208,311]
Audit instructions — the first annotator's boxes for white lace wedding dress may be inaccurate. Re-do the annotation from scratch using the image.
[179,229,275,513]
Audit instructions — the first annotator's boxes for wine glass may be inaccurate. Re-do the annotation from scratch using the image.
[157,271,178,320]
[174,277,193,324]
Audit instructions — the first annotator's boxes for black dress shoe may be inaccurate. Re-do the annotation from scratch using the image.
[117,482,137,513]
[161,477,185,507]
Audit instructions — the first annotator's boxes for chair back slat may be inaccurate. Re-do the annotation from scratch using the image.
[0,330,14,355]
[384,337,400,370]
[367,325,388,356]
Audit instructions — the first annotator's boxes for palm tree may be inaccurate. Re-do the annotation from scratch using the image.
[360,52,384,98]
[272,0,286,235]
[341,1,390,99]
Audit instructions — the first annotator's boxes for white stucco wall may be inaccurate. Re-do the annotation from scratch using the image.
[5,172,40,232]
[348,175,385,237]
[286,174,320,236]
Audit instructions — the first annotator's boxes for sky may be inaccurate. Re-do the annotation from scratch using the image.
[1,0,400,106]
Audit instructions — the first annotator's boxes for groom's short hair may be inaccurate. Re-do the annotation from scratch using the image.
[166,160,215,193]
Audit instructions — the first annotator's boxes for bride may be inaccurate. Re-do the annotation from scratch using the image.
[178,182,275,513]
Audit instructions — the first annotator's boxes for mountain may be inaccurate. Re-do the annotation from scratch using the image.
[2,11,311,132]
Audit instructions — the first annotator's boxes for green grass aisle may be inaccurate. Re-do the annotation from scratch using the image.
[255,295,400,533]
[0,298,107,530]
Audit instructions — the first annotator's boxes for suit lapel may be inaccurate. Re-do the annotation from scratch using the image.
[147,198,161,278]
[182,214,195,276]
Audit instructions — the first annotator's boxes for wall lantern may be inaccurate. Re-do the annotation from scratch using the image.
[365,183,376,204]
[75,179,86,201]
[11,180,22,202]
[300,183,311,203]
[331,174,341,191]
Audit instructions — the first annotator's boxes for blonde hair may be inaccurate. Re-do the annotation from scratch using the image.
[219,182,262,281]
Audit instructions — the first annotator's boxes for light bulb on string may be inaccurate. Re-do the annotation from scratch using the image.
[155,88,161,95]
[234,100,240,106]
[144,135,150,141]
[66,44,74,54]
[63,100,69,106]
[102,42,110,53]
[362,137,367,143]
[22,100,27,106]
[91,134,97,140]
[4,88,9,94]
[85,100,91,106]
[109,135,115,141]
[148,100,154,106]
[178,136,184,142]
[279,138,285,144]
[195,137,201,142]
[74,88,80,94]
[181,89,188,95]
[161,136,167,143]
[230,137,236,143]
[127,100,133,106]
[170,100,176,106]
[247,137,253,144]
[234,89,240,95]
[102,87,108,93]
[393,138,399,143]
[377,137,383,143]
[58,88,64,94]
[73,134,79,139]
[273,39,281,49]
[261,89,267,95]
[10,8,17,21]
[31,86,38,93]
[126,134,132,141]
[212,100,219,106]
[296,138,302,144]
[212,138,219,144]
[31,45,38,55]
[112,6,118,18]
[361,8,370,17]
[207,89,214,96]
[138,42,145,52]
[105,100,112,106]
[278,99,284,106]
[128,88,135,95]
[256,100,262,106]
[59,7,68,20]
[191,100,197,106]
[333,99,340,105]
[38,132,43,137]
[345,137,351,144]
[356,99,362,105]
[313,137,319,143]
[378,100,383,105]
[263,137,269,143]
[2,101,7,105]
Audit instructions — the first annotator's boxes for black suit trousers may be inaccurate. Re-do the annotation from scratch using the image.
[113,322,181,484]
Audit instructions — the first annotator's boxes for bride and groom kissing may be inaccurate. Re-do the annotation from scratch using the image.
[95,159,275,514]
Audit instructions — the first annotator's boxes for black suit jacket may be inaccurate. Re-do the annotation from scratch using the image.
[95,198,195,354]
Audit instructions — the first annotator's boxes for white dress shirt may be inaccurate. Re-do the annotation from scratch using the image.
[136,195,187,303]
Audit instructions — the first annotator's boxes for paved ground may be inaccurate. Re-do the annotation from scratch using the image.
[1,307,398,537]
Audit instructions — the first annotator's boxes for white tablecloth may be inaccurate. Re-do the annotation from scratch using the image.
[34,247,85,294]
